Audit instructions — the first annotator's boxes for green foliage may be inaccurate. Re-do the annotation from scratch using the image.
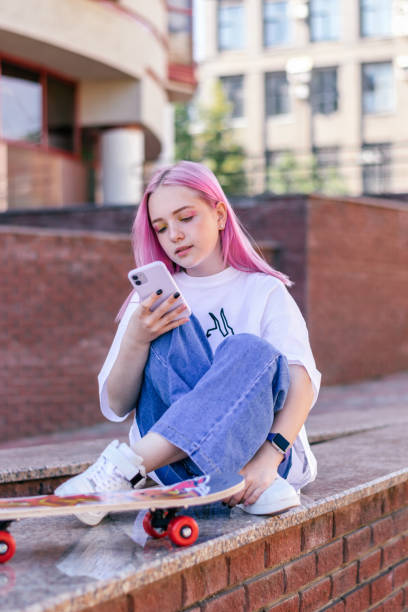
[266,151,346,195]
[174,103,196,162]
[174,81,247,195]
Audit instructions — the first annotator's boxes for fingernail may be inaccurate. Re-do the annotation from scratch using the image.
[173,291,180,298]
[156,289,163,295]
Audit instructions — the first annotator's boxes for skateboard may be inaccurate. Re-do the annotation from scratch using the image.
[0,473,244,562]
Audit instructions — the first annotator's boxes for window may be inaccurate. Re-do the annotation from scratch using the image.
[47,76,75,152]
[360,0,392,37]
[362,62,394,114]
[309,0,340,41]
[0,59,77,153]
[311,68,338,114]
[361,143,391,193]
[265,72,290,115]
[220,75,244,118]
[313,146,339,168]
[263,1,291,47]
[0,62,42,143]
[218,0,245,50]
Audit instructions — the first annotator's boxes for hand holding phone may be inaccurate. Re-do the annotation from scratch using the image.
[128,261,191,321]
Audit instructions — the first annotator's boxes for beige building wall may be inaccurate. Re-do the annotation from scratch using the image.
[198,0,408,195]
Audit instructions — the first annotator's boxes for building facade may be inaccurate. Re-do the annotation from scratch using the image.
[197,0,408,195]
[0,0,195,209]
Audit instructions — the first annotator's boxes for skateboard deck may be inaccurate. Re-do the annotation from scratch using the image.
[0,473,245,560]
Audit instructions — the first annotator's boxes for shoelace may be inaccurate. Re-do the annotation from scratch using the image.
[87,457,129,492]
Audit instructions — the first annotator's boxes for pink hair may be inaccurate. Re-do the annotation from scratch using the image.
[117,161,291,320]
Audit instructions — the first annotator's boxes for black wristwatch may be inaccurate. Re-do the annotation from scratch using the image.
[266,433,290,455]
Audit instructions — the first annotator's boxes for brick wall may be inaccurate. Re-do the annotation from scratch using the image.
[307,195,408,385]
[0,196,308,313]
[2,194,408,440]
[83,478,408,612]
[0,227,134,441]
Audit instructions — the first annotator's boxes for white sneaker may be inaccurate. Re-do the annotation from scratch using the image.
[238,475,300,515]
[55,440,146,526]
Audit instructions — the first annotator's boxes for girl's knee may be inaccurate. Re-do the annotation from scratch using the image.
[215,333,282,361]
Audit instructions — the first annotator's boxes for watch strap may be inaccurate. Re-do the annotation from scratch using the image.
[266,432,290,455]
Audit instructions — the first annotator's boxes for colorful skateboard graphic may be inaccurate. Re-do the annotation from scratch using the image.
[0,473,244,561]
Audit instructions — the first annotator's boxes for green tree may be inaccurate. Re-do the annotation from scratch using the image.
[174,102,197,162]
[267,151,346,195]
[174,81,247,195]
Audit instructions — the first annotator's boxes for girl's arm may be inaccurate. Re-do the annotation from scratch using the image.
[106,335,151,418]
[106,291,190,418]
[228,364,314,506]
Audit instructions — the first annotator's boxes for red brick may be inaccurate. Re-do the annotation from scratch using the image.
[343,584,370,611]
[86,595,130,612]
[370,571,393,604]
[228,540,266,585]
[284,552,317,593]
[392,506,408,534]
[245,569,285,610]
[393,559,408,588]
[334,495,384,538]
[333,501,362,536]
[299,577,331,611]
[371,516,395,546]
[181,557,228,607]
[383,589,405,610]
[343,526,372,561]
[320,601,345,612]
[370,589,405,612]
[131,574,183,612]
[203,587,246,612]
[383,535,408,568]
[331,563,358,598]
[317,539,343,576]
[302,513,333,552]
[383,482,408,514]
[266,525,302,569]
[358,549,382,582]
[266,593,300,611]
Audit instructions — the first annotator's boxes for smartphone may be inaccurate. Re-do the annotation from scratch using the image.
[128,261,191,321]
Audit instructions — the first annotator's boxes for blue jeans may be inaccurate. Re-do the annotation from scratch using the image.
[136,314,291,485]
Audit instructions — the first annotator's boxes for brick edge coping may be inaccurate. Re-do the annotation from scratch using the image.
[26,467,408,612]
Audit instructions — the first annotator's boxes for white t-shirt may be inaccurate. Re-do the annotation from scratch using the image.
[98,266,321,489]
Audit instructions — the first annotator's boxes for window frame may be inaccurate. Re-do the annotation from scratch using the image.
[265,71,291,116]
[361,142,392,193]
[361,61,394,115]
[219,74,245,119]
[311,67,339,115]
[217,0,245,51]
[263,1,291,48]
[309,0,340,42]
[0,52,80,159]
[359,0,392,38]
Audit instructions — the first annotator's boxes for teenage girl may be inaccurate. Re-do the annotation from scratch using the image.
[56,161,321,524]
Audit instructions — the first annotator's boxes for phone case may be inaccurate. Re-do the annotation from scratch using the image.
[128,261,191,321]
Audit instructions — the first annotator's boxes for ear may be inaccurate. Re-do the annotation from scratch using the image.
[215,201,227,229]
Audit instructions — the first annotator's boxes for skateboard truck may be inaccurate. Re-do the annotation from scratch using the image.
[143,508,199,546]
